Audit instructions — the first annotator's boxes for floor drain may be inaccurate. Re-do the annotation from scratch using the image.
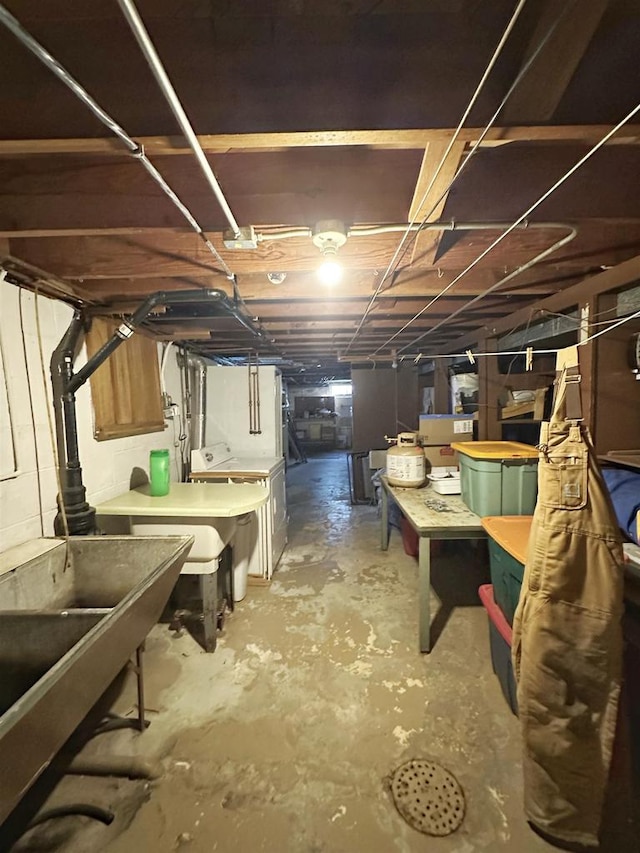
[390,759,465,836]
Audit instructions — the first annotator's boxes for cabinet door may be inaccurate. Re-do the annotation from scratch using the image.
[271,465,287,532]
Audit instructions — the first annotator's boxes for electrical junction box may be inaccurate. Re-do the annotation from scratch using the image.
[223,226,258,249]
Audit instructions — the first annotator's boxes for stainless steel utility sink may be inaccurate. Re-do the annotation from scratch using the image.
[0,534,193,826]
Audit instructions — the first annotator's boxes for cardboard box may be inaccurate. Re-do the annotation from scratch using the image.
[423,444,459,473]
[419,414,474,445]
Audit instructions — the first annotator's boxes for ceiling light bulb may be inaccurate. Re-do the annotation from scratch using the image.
[317,259,343,286]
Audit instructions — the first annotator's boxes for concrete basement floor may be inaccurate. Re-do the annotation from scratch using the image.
[7,452,636,852]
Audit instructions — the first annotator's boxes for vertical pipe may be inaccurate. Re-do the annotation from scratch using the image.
[187,354,207,451]
[50,312,96,535]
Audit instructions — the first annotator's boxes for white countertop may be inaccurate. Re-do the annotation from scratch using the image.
[95,482,268,518]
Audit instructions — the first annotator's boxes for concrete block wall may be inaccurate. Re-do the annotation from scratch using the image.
[0,282,183,553]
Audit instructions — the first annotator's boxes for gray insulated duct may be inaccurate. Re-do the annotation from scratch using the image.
[187,354,207,452]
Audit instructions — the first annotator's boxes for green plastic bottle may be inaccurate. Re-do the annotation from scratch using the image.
[149,449,170,496]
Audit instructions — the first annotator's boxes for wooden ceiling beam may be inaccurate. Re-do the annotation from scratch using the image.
[442,254,640,352]
[89,293,533,319]
[66,266,581,303]
[409,141,467,223]
[11,224,637,280]
[3,145,639,239]
[409,140,466,265]
[0,148,420,236]
[501,0,610,123]
[1,126,639,158]
[255,311,519,324]
[150,324,481,339]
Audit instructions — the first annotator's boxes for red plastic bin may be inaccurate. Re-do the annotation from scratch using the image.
[478,583,518,715]
[401,517,419,557]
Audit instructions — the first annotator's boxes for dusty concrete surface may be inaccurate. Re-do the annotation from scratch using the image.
[5,452,633,851]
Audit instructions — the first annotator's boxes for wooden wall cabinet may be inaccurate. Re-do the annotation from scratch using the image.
[85,319,165,441]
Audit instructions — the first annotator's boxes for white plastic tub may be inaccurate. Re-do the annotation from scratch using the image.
[427,469,461,495]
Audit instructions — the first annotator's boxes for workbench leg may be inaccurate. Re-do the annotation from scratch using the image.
[418,537,432,653]
[201,573,217,653]
[381,487,389,551]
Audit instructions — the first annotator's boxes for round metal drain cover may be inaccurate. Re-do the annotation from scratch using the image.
[390,759,465,836]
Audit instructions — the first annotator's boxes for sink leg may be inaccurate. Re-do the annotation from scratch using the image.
[200,573,217,652]
[135,644,146,732]
[227,545,235,612]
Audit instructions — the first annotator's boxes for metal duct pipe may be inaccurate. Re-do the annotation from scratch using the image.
[187,354,208,452]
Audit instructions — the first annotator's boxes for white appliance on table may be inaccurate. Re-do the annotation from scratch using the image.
[190,442,287,580]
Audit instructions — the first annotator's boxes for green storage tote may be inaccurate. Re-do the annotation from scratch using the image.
[482,516,532,625]
[451,441,538,516]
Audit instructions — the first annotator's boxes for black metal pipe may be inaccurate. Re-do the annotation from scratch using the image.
[50,288,256,536]
[69,289,224,394]
[50,312,96,535]
[50,312,82,477]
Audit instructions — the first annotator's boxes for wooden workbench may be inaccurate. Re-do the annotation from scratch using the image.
[379,477,486,653]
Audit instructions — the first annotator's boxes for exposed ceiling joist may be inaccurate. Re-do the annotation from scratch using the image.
[409,140,467,265]
[1,0,638,366]
[501,0,610,123]
[1,126,639,158]
[441,254,640,352]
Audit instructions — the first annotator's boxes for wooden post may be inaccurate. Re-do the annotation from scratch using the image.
[477,337,501,441]
[433,358,450,414]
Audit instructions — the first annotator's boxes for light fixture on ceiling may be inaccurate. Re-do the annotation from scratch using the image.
[312,219,347,286]
[267,272,287,284]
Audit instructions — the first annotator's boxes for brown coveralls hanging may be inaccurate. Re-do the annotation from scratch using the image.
[512,357,625,847]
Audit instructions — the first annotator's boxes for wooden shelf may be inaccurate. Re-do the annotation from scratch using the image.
[599,452,640,471]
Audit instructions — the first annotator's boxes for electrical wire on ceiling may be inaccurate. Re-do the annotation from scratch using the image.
[0,4,235,281]
[345,0,577,355]
[380,100,640,358]
[255,219,573,242]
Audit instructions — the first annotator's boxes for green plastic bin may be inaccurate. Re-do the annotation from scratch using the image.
[451,441,538,517]
[482,516,532,625]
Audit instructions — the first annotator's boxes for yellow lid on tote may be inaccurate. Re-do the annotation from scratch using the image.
[481,515,533,564]
[450,440,538,460]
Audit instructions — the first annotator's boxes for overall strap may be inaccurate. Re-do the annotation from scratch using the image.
[552,346,583,423]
